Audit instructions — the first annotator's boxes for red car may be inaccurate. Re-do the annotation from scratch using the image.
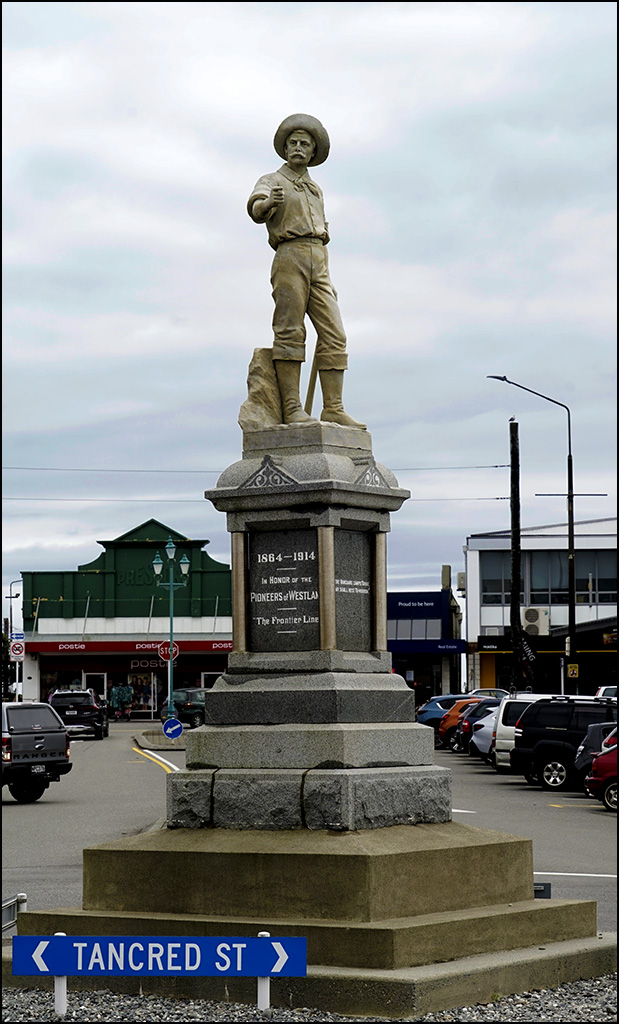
[585,746,617,812]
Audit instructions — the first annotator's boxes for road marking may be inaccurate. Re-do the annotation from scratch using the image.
[131,747,180,773]
[534,871,617,879]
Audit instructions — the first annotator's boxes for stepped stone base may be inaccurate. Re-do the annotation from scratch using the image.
[13,899,599,972]
[166,765,452,830]
[8,820,615,1017]
[5,936,616,1018]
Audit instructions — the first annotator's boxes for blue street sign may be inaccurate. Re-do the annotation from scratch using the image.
[13,935,306,978]
[162,717,183,740]
[10,632,25,640]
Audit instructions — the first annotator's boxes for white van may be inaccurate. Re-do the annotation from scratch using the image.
[493,692,549,772]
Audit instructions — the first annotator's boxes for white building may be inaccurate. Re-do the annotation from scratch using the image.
[463,518,617,694]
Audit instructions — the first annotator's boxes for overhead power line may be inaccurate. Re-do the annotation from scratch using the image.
[2,464,509,474]
[2,496,510,504]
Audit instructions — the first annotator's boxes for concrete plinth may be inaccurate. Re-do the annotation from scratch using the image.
[79,823,538,920]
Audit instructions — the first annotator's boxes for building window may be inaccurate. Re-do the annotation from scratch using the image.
[388,618,443,640]
[595,550,617,603]
[480,551,524,605]
[481,548,616,607]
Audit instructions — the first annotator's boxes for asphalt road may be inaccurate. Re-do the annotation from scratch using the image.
[437,746,617,933]
[2,721,185,917]
[2,723,616,933]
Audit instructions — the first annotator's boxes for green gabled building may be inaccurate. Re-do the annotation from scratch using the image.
[20,520,233,714]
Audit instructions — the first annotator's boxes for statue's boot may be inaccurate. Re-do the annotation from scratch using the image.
[319,369,366,429]
[274,360,318,425]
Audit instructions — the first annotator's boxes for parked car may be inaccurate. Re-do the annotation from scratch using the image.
[438,698,483,750]
[595,685,617,698]
[416,694,468,745]
[468,708,499,762]
[49,689,109,740]
[510,696,617,791]
[585,745,617,811]
[2,701,72,803]
[493,693,549,773]
[467,688,510,699]
[454,699,502,754]
[574,721,618,780]
[160,687,207,729]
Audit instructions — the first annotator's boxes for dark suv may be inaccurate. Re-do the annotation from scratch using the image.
[49,689,109,740]
[2,701,72,803]
[511,696,617,791]
[160,688,207,729]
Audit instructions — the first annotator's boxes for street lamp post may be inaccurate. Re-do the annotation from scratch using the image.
[488,376,576,690]
[6,580,21,698]
[7,580,21,636]
[152,538,190,721]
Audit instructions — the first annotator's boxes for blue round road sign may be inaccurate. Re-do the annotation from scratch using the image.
[162,717,183,739]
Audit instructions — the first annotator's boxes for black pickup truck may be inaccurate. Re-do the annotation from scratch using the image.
[2,701,73,803]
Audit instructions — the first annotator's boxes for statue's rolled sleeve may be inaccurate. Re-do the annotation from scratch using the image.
[247,175,277,223]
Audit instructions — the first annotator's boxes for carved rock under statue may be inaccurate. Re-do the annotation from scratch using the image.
[238,347,283,432]
[10,113,615,1018]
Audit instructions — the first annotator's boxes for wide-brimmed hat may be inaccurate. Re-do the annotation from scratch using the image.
[273,113,330,166]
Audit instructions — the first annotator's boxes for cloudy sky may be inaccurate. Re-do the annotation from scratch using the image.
[2,1,616,631]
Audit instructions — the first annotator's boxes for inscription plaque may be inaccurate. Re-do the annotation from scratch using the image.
[248,529,320,652]
[334,530,373,651]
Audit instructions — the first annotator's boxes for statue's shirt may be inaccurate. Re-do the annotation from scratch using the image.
[247,165,330,250]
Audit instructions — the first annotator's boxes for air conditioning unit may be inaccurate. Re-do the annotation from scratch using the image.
[522,606,550,636]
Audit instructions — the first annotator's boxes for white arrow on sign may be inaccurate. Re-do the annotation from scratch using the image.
[271,941,289,973]
[32,940,50,972]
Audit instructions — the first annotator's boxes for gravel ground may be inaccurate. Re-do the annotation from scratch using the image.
[2,975,616,1022]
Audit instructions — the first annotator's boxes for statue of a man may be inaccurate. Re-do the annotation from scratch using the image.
[247,113,365,429]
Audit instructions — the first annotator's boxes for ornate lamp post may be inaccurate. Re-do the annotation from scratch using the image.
[7,580,21,637]
[152,538,190,721]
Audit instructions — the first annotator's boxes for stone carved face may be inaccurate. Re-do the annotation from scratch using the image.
[284,130,316,171]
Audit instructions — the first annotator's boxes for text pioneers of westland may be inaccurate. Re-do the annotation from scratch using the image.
[248,530,320,651]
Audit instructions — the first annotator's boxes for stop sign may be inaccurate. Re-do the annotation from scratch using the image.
[158,641,179,662]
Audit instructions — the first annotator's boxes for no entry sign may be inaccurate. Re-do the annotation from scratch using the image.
[9,640,25,662]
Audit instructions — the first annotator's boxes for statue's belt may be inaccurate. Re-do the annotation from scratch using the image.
[276,236,325,248]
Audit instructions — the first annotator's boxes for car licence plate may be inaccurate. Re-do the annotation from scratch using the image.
[66,710,78,715]
[31,765,45,774]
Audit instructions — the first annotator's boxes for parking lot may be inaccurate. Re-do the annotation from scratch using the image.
[435,745,617,933]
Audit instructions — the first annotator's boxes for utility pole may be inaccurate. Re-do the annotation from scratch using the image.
[509,421,524,691]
